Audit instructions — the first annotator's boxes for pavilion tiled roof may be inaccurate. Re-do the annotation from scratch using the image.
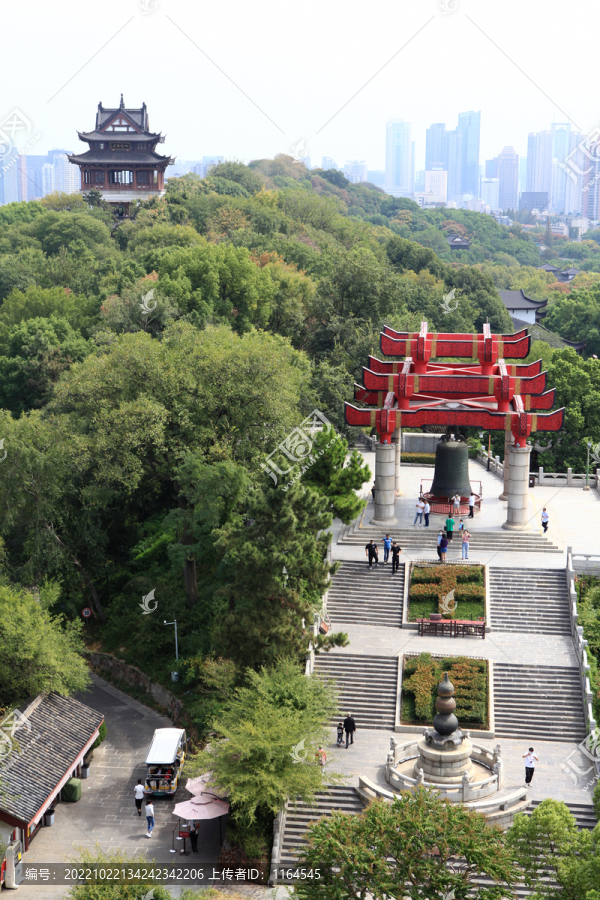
[0,693,103,824]
[498,289,548,311]
[67,150,174,166]
[77,130,164,143]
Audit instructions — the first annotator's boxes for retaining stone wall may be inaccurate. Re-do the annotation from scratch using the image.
[85,651,183,722]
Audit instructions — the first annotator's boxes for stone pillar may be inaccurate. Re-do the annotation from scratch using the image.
[393,426,402,496]
[502,443,533,531]
[499,432,511,500]
[370,441,399,525]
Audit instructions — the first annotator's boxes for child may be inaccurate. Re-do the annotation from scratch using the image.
[337,723,344,745]
[458,519,464,532]
[316,746,327,766]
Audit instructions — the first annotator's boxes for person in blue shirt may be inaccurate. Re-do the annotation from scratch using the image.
[382,533,392,564]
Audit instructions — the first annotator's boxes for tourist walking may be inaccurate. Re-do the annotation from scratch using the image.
[440,534,448,564]
[365,540,379,568]
[462,529,471,560]
[337,722,344,746]
[523,747,539,785]
[134,779,145,817]
[469,491,476,518]
[343,713,356,748]
[423,500,430,527]
[453,493,461,515]
[145,798,155,837]
[445,514,455,541]
[436,530,444,562]
[316,747,327,766]
[188,819,199,853]
[391,541,401,574]
[413,498,425,526]
[541,508,549,533]
[382,533,392,564]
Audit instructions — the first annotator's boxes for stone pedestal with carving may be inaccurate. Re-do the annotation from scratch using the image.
[502,444,532,531]
[370,441,398,525]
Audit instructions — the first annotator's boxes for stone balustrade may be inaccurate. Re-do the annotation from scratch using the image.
[476,449,600,489]
[384,736,504,802]
[566,548,598,738]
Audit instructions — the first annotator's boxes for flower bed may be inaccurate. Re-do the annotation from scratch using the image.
[401,653,488,728]
[408,564,485,622]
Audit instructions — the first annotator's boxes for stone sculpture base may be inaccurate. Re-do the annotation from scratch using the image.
[414,737,475,785]
[502,444,533,531]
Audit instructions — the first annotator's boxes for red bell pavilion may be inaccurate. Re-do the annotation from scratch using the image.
[68,95,175,216]
[346,321,565,530]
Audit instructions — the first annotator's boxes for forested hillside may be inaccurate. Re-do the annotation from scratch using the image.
[0,156,599,722]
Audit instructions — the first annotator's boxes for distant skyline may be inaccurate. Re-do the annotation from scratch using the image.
[1,0,597,176]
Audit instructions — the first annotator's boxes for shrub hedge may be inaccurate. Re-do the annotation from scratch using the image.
[408,565,485,620]
[401,453,436,465]
[402,653,488,726]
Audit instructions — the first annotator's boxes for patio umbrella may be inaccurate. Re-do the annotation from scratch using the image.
[185,774,212,795]
[173,791,230,847]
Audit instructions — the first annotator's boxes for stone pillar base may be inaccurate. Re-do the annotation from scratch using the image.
[502,443,532,531]
[393,426,403,497]
[370,442,398,525]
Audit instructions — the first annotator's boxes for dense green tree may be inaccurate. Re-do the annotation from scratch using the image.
[0,285,96,339]
[295,790,518,900]
[508,799,600,900]
[187,658,340,824]
[0,316,90,414]
[302,429,370,522]
[0,582,90,706]
[545,284,600,356]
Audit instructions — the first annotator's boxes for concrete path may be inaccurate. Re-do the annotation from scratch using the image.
[15,674,227,900]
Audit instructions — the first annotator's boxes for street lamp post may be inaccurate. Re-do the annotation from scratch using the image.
[164,618,179,681]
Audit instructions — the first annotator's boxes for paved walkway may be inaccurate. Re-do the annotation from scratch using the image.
[16,674,227,900]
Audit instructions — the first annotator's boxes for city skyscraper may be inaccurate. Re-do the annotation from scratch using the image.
[321,156,337,170]
[343,160,368,183]
[480,177,500,209]
[385,120,413,197]
[445,129,462,202]
[457,111,481,196]
[497,146,519,210]
[425,123,446,170]
[526,130,553,195]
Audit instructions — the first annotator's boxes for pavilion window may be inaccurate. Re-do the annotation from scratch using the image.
[109,170,133,185]
[94,171,105,184]
[152,170,158,184]
[137,171,149,184]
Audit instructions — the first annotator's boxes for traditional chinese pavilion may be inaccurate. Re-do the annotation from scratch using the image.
[68,95,175,216]
[346,322,565,530]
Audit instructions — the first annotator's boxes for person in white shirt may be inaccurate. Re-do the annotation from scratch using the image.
[413,499,425,526]
[523,747,539,785]
[423,501,431,527]
[469,492,475,518]
[453,493,461,514]
[541,508,549,533]
[134,779,145,817]
[145,799,155,837]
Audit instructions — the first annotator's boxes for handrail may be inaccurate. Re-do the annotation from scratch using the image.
[566,547,597,736]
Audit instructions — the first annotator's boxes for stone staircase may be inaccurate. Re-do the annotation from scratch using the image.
[489,567,571,634]
[338,521,561,553]
[493,664,587,742]
[530,799,597,829]
[277,787,366,867]
[326,561,404,627]
[313,653,398,730]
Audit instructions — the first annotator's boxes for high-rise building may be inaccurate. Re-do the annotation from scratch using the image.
[321,156,337,170]
[424,169,447,203]
[385,120,413,197]
[343,160,368,183]
[526,130,553,196]
[51,151,79,194]
[480,177,500,209]
[1,148,20,205]
[42,163,54,196]
[24,154,48,200]
[485,158,499,178]
[425,123,446,170]
[457,111,481,196]
[445,129,462,201]
[497,146,519,210]
[518,157,527,196]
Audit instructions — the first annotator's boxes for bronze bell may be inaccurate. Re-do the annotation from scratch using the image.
[430,439,472,499]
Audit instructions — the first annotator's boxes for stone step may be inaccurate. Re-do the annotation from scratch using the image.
[339,523,561,552]
[529,800,598,830]
[326,561,404,627]
[493,664,587,742]
[313,654,398,730]
[279,787,366,865]
[489,566,571,634]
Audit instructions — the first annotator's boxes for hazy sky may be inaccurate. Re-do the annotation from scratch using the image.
[2,0,599,171]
